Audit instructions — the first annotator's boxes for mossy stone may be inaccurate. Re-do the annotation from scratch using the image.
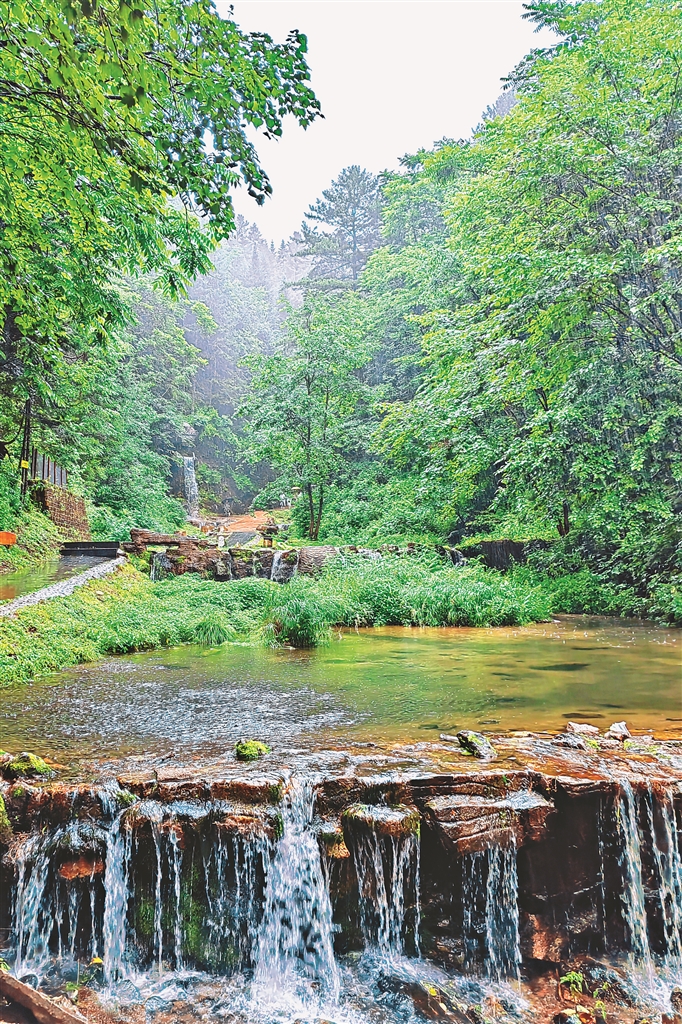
[234,740,270,762]
[3,751,54,779]
[0,794,12,844]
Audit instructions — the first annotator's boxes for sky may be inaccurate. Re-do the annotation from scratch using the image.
[218,1,554,244]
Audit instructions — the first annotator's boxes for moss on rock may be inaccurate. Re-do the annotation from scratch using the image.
[0,794,12,844]
[342,803,421,839]
[234,740,270,762]
[2,751,54,779]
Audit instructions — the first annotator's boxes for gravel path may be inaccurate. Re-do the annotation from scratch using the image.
[0,556,127,617]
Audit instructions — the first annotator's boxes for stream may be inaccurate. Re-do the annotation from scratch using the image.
[0,619,680,1022]
[0,617,679,768]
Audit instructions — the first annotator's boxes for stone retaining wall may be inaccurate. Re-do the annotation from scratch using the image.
[33,483,90,539]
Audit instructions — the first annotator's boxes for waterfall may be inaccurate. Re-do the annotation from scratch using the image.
[11,833,53,978]
[253,777,340,1010]
[102,813,133,983]
[658,788,682,961]
[182,456,199,517]
[616,781,652,964]
[350,826,421,958]
[201,828,269,968]
[462,843,520,980]
[270,549,298,583]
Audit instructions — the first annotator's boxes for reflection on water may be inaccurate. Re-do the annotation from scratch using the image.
[0,555,108,601]
[0,618,679,764]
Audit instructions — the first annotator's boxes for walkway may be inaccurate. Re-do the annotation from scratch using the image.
[0,556,126,617]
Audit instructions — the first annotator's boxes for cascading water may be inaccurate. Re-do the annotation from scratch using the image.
[252,777,340,1013]
[643,785,682,961]
[349,821,420,958]
[4,774,682,1022]
[609,781,682,1007]
[615,780,652,966]
[182,455,199,517]
[201,827,269,969]
[10,833,52,978]
[462,843,520,981]
[102,812,133,983]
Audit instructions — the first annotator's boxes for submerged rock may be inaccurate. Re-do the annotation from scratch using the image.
[234,739,270,762]
[456,731,497,759]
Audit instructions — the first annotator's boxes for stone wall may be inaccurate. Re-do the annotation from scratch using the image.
[33,484,91,540]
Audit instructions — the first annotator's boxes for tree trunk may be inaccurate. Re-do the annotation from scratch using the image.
[306,483,315,540]
[557,500,571,537]
[313,485,324,541]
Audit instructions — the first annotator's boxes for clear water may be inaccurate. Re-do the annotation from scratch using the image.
[0,618,678,766]
[0,555,108,602]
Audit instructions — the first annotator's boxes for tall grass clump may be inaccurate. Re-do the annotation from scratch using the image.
[283,553,552,631]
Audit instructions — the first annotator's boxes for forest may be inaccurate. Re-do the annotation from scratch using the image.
[1,0,681,630]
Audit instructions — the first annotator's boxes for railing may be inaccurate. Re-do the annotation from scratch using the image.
[31,450,69,489]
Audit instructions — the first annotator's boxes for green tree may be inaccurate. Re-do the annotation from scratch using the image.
[0,0,319,443]
[379,0,682,543]
[301,166,382,284]
[243,293,376,539]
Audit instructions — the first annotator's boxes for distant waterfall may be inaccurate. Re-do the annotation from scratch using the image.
[182,455,199,517]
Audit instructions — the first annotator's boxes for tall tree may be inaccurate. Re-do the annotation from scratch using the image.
[0,0,319,444]
[379,0,682,542]
[242,293,376,538]
[301,166,382,284]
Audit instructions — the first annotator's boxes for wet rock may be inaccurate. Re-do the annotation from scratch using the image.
[604,721,630,741]
[427,788,554,855]
[254,548,274,578]
[228,547,257,579]
[235,739,270,762]
[672,991,682,1013]
[553,733,588,751]
[0,793,12,843]
[560,958,639,1006]
[377,974,470,1022]
[566,723,600,736]
[342,802,420,838]
[1,751,54,780]
[456,731,497,759]
[317,822,351,859]
[57,854,104,879]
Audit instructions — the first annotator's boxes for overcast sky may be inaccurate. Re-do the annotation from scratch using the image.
[218,1,554,244]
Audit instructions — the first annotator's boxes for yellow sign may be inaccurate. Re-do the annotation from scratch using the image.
[20,460,29,469]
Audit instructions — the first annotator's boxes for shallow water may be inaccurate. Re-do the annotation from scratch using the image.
[0,617,679,765]
[0,555,108,601]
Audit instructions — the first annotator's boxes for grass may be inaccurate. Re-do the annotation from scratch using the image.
[0,549,672,688]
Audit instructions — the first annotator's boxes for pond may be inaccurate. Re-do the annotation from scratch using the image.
[0,554,109,602]
[0,616,679,766]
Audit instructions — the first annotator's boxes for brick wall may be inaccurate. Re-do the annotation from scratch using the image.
[34,484,91,540]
